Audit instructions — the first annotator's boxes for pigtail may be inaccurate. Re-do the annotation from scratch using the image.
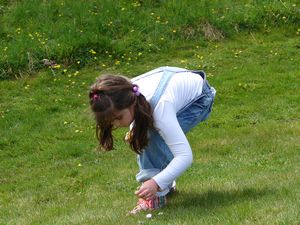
[130,94,154,154]
[96,123,114,151]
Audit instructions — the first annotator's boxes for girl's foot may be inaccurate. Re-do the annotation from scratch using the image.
[129,196,167,215]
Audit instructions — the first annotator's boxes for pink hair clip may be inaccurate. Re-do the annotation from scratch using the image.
[132,84,140,96]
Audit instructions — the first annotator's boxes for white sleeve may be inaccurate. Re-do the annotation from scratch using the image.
[152,100,193,190]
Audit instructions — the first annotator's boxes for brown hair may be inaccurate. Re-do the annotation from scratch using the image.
[89,74,154,154]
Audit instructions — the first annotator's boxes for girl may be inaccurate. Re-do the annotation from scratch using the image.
[89,66,216,214]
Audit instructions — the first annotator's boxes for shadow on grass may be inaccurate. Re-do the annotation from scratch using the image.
[168,187,275,211]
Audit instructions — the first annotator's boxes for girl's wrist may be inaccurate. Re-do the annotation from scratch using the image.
[151,178,161,191]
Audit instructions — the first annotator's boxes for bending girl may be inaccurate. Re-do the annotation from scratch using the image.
[89,66,216,214]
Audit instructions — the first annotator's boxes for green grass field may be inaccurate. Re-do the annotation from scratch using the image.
[0,1,300,224]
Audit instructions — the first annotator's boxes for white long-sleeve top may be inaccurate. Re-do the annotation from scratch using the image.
[131,68,204,190]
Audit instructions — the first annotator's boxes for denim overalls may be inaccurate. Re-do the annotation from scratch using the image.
[134,66,216,196]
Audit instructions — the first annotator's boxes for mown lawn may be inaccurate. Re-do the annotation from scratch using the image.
[0,29,299,224]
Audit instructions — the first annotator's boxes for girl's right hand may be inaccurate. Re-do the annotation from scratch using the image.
[135,179,159,201]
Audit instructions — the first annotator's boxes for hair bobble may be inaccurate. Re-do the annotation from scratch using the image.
[91,93,100,101]
[132,84,140,96]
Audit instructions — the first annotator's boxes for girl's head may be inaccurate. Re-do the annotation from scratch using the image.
[89,74,153,154]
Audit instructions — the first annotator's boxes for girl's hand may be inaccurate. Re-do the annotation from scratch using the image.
[135,179,159,201]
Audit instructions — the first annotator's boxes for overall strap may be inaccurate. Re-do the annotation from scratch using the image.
[150,70,175,108]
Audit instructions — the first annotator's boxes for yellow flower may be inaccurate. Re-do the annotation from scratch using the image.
[52,64,61,69]
[89,49,97,54]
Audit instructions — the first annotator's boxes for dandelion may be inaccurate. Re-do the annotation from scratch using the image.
[15,27,21,34]
[78,163,82,167]
[172,29,177,33]
[52,64,61,69]
[115,60,120,65]
[132,1,141,7]
[89,49,97,54]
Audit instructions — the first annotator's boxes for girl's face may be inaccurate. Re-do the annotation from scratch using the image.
[112,104,135,128]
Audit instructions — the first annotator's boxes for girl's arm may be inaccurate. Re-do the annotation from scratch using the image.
[152,100,193,191]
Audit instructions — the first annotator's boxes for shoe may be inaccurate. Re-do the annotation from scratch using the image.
[128,196,167,215]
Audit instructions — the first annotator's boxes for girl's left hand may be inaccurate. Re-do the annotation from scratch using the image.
[135,179,159,201]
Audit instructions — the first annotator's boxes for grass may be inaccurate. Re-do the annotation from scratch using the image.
[0,0,299,78]
[0,27,299,224]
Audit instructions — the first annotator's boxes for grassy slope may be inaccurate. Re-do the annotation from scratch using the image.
[1,0,299,78]
[0,29,299,224]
